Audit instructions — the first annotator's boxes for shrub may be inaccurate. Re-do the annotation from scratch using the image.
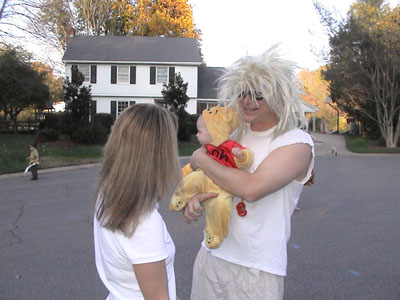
[177,110,197,142]
[188,114,199,134]
[92,113,114,133]
[39,113,65,132]
[72,125,107,144]
[38,128,59,142]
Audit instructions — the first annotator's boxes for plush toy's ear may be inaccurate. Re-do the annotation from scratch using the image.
[202,106,239,145]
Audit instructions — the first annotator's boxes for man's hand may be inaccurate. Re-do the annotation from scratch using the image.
[183,193,218,224]
[189,147,207,170]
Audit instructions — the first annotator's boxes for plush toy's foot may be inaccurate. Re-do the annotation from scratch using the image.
[205,233,222,249]
[169,196,186,211]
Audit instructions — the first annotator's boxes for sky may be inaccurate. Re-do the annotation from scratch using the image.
[4,0,399,73]
[188,0,400,70]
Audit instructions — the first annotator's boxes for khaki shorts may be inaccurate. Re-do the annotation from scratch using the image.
[191,247,284,300]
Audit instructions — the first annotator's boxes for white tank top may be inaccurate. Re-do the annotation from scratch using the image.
[208,126,314,276]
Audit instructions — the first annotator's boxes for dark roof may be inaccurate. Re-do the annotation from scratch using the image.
[62,36,201,64]
[197,66,225,99]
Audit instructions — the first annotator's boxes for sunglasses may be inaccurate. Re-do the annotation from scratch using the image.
[240,91,264,101]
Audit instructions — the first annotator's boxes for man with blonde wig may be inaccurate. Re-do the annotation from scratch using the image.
[183,45,315,300]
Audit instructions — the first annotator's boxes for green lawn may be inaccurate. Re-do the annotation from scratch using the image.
[0,134,200,175]
[0,134,103,174]
[4,134,399,175]
[345,135,400,154]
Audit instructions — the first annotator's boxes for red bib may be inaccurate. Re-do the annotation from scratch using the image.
[205,140,245,168]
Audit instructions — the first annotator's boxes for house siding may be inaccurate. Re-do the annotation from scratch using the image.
[65,63,199,114]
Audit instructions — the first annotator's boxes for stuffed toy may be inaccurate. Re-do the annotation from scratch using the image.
[169,106,254,249]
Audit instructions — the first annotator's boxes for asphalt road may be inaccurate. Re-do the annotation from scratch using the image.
[1,153,399,300]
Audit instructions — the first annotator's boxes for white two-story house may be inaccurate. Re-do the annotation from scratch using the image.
[63,35,318,130]
[62,35,210,119]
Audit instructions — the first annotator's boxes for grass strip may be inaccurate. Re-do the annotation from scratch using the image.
[345,135,400,154]
[0,134,200,174]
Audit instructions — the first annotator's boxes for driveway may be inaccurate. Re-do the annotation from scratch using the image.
[311,132,352,156]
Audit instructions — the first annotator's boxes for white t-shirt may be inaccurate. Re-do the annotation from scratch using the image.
[209,126,314,276]
[94,204,176,300]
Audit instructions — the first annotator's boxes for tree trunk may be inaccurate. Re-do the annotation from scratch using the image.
[12,118,18,134]
[393,110,400,148]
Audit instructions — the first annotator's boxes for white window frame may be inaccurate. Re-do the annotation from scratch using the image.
[156,66,168,84]
[118,65,129,84]
[197,101,217,114]
[78,65,90,82]
[117,101,129,117]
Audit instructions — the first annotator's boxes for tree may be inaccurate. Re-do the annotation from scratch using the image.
[74,0,114,35]
[315,0,400,147]
[23,0,203,67]
[28,0,75,51]
[162,72,189,113]
[0,0,38,40]
[161,72,193,141]
[63,65,92,136]
[299,67,348,132]
[32,61,63,103]
[130,0,200,38]
[0,46,49,133]
[105,0,135,35]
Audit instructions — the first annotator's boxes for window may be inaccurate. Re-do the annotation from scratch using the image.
[78,65,90,82]
[157,67,168,84]
[197,101,218,114]
[117,101,129,117]
[72,65,96,83]
[150,66,175,85]
[118,66,129,83]
[111,65,136,84]
[111,101,135,119]
[155,99,168,108]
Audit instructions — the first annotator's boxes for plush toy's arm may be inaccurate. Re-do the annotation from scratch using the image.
[181,163,194,177]
[234,148,254,169]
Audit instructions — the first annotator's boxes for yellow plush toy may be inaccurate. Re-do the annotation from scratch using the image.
[169,106,254,249]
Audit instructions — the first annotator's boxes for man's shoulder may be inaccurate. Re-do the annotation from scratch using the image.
[274,128,313,147]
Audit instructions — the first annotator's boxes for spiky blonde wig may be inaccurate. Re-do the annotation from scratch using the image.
[217,44,306,139]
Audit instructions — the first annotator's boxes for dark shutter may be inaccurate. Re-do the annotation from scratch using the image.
[197,102,202,115]
[90,100,97,121]
[71,65,78,82]
[111,66,117,84]
[111,101,117,120]
[130,66,136,84]
[90,65,97,83]
[169,67,175,84]
[150,66,156,85]
[129,101,136,106]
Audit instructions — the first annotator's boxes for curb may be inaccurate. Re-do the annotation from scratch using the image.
[0,163,101,180]
[0,157,192,180]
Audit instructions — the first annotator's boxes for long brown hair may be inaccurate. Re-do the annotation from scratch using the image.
[93,104,180,237]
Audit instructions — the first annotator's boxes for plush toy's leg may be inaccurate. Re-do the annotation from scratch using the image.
[204,189,233,249]
[169,170,208,211]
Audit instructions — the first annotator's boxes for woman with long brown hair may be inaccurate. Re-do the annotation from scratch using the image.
[93,103,181,300]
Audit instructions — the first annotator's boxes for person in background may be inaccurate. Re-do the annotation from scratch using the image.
[26,142,39,180]
[183,45,315,300]
[93,104,181,300]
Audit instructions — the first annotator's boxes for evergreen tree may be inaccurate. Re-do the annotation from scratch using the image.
[63,65,92,136]
[162,73,194,141]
